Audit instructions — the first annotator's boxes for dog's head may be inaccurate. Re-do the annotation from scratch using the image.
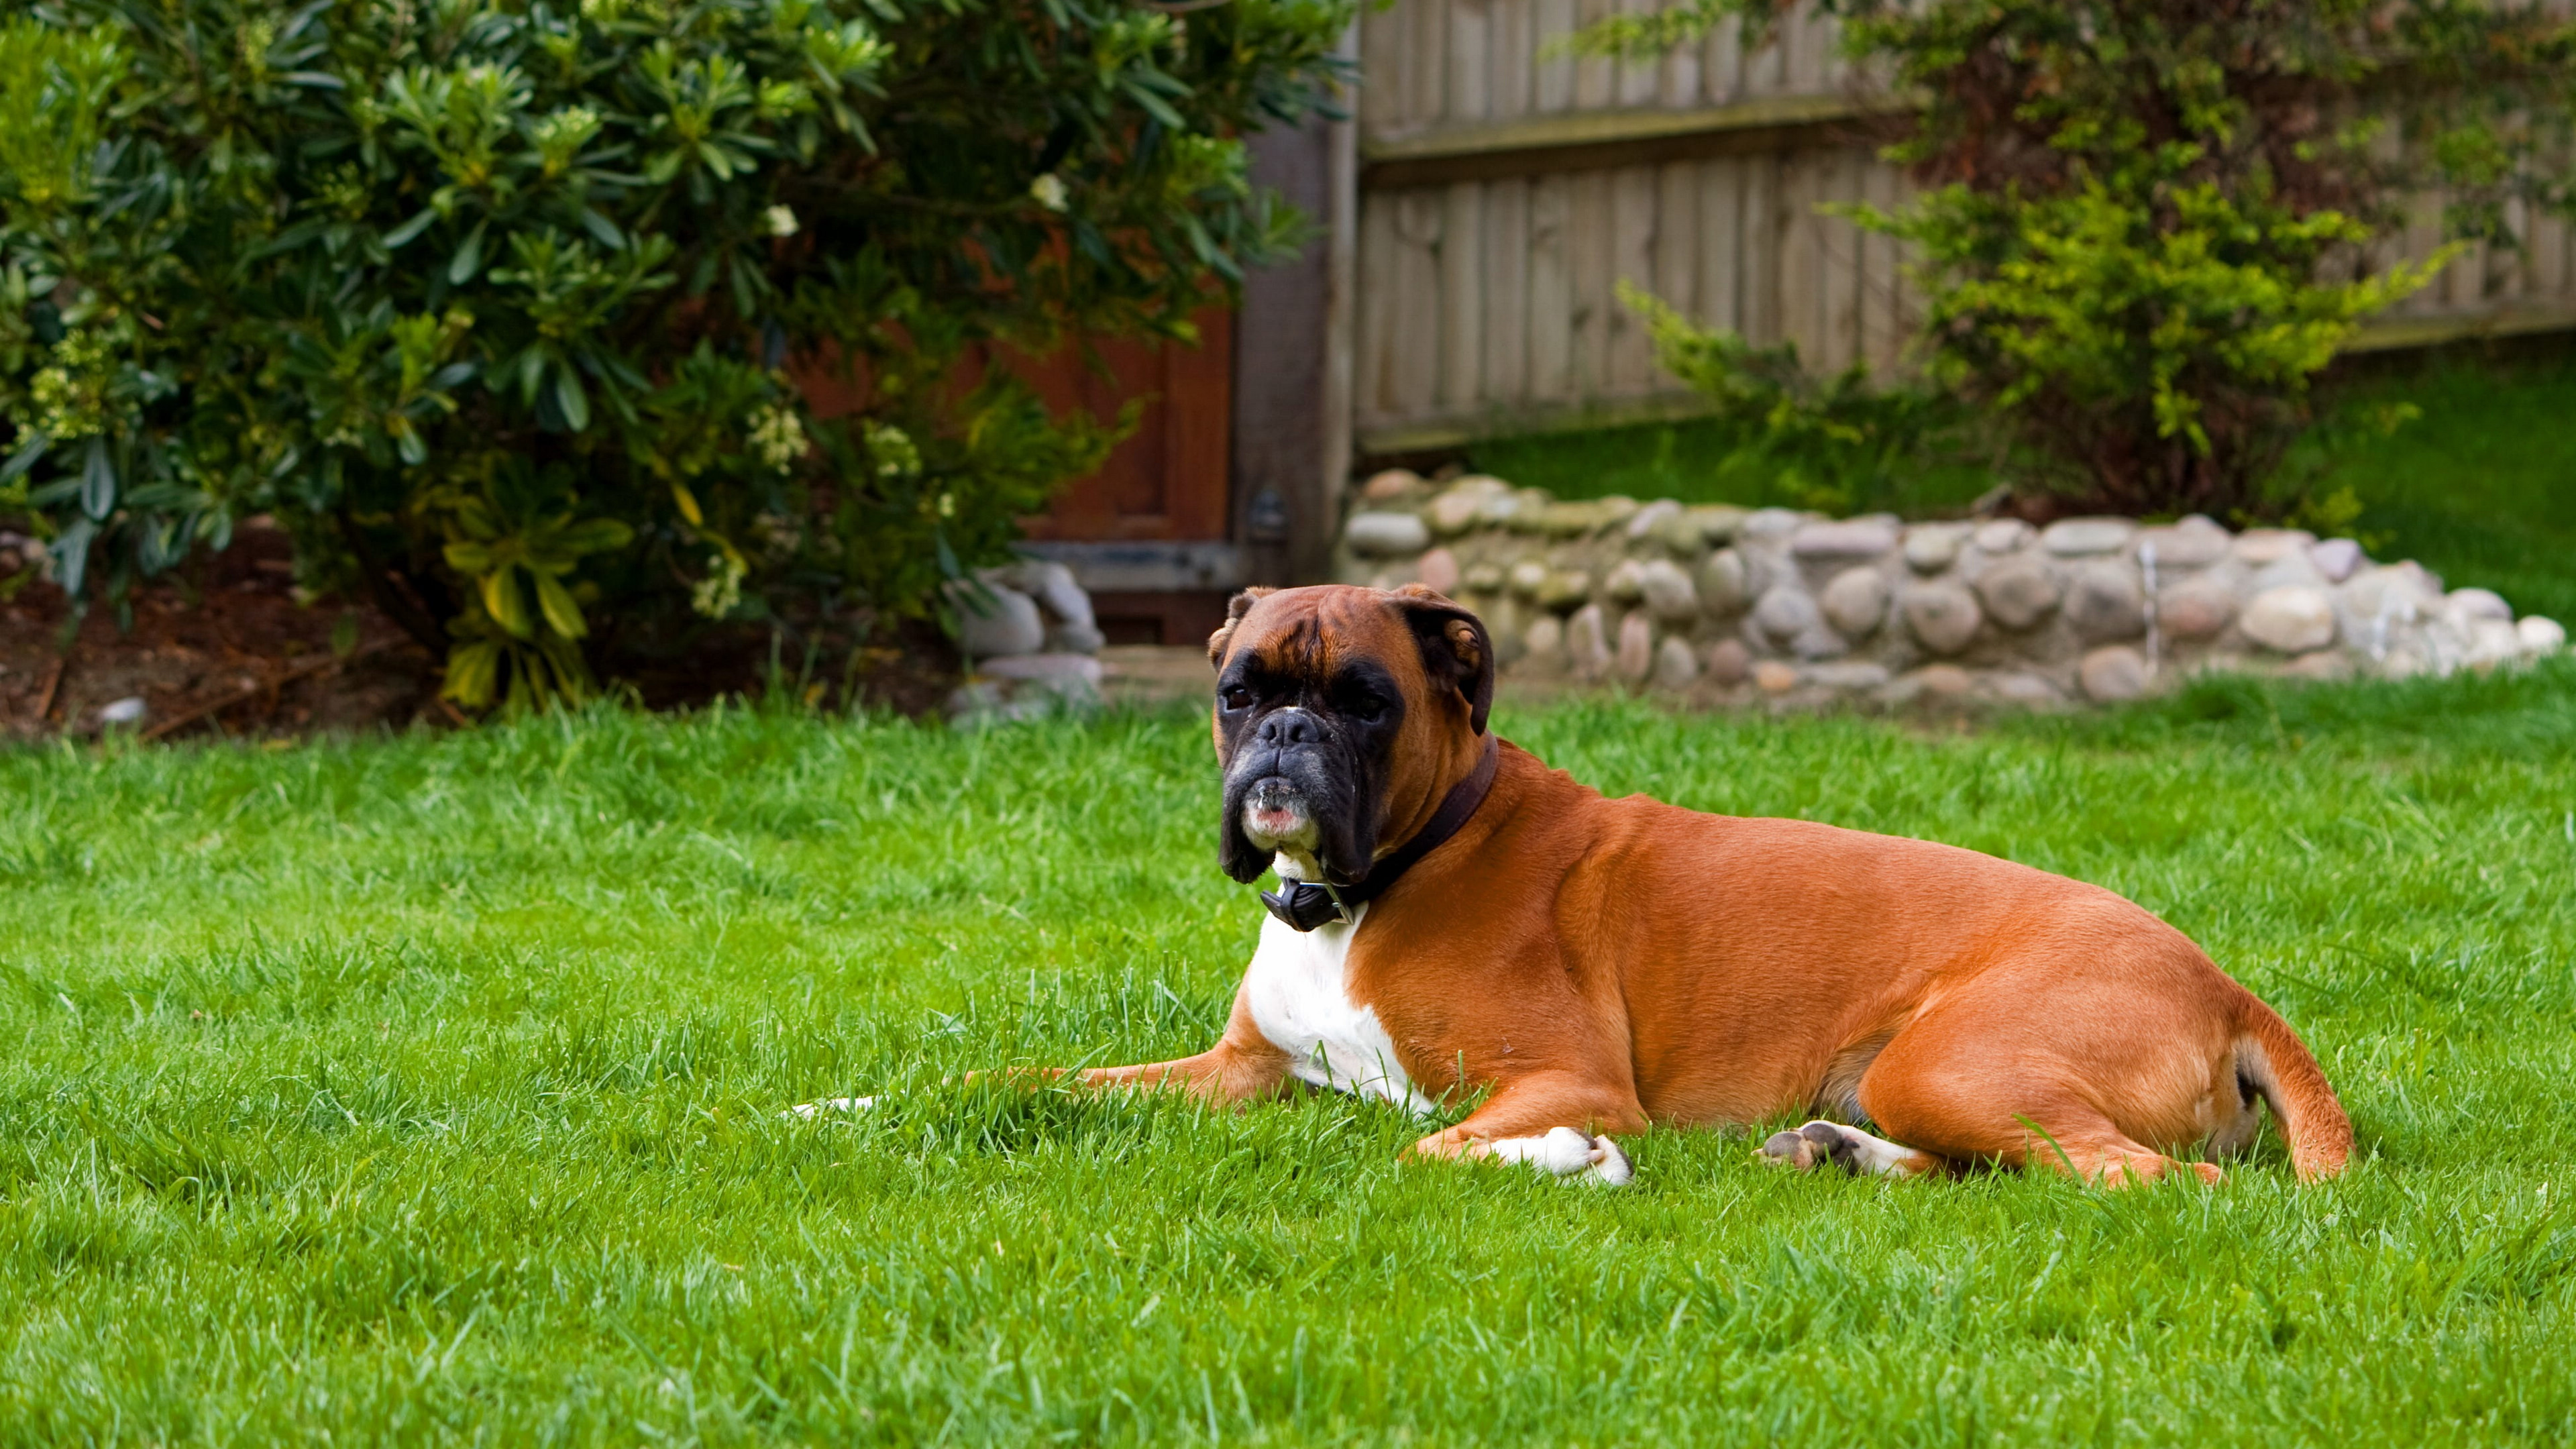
[1204,584,1495,885]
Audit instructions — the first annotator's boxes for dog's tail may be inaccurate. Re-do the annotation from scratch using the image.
[2235,998,2353,1182]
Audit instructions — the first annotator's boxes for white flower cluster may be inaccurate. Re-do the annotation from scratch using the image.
[747,405,807,472]
[690,550,746,620]
[865,422,920,480]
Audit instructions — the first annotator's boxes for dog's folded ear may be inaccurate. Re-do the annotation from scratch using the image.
[1208,587,1276,667]
[1389,584,1495,735]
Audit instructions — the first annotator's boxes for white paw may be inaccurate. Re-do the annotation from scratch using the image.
[1491,1126,1633,1187]
[784,1095,877,1122]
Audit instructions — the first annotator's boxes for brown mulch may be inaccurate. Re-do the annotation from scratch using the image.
[0,520,965,743]
[0,521,441,743]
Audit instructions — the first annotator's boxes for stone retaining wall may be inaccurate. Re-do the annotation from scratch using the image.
[1336,471,2567,710]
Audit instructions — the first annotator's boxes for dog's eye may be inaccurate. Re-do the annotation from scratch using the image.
[1352,696,1387,722]
[1220,686,1254,712]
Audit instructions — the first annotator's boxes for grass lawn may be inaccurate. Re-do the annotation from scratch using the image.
[4,660,2575,1444]
[1470,347,2576,626]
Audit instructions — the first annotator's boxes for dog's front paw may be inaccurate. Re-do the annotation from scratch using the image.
[1491,1127,1634,1187]
[784,1095,877,1122]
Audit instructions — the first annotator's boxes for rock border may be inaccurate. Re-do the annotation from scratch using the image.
[1338,470,2566,710]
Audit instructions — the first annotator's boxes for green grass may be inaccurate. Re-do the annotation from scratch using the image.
[2300,354,2576,626]
[1469,350,2576,623]
[5,663,2576,1444]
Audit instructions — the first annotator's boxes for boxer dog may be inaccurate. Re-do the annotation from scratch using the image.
[891,582,2353,1188]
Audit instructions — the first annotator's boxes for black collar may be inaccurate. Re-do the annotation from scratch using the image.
[1260,735,1503,932]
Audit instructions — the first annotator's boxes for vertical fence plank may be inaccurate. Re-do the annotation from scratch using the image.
[1409,0,1452,130]
[1573,0,1615,109]
[1776,150,1821,362]
[1491,0,1534,119]
[1529,176,1575,402]
[1819,150,1861,372]
[1568,169,1614,394]
[1440,181,1488,411]
[1608,165,1662,392]
[1858,156,1902,372]
[1742,154,1780,344]
[1533,0,1575,112]
[1448,0,1491,124]
[1660,0,1701,107]
[1705,11,1739,105]
[1356,197,1400,425]
[1487,177,1532,407]
[1614,0,1660,108]
[1698,157,1743,335]
[1654,157,1701,324]
[2531,205,2569,301]
[1392,191,1447,423]
[1360,0,1407,141]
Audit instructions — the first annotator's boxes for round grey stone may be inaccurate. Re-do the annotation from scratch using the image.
[1685,504,1748,546]
[2309,537,2365,583]
[2135,516,2232,568]
[1753,584,1822,645]
[1806,662,1892,691]
[955,582,1046,658]
[1523,615,1564,668]
[1044,620,1106,655]
[1820,567,1890,638]
[1791,517,1900,561]
[1900,582,1983,655]
[2233,529,2314,565]
[2078,645,2150,702]
[1346,510,1432,557]
[1565,604,1613,679]
[2158,578,2237,640]
[2445,588,2512,625]
[2064,561,2146,643]
[1699,549,1751,614]
[1636,558,1699,621]
[2043,517,2135,557]
[1653,635,1701,689]
[1615,612,1655,682]
[1508,558,1550,600]
[1603,559,1646,604]
[1974,518,2034,553]
[1706,638,1752,685]
[1623,499,1683,542]
[1974,560,2062,631]
[2241,586,2338,653]
[1536,569,1594,612]
[1902,525,1966,574]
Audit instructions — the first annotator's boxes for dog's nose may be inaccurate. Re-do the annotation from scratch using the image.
[1255,709,1319,747]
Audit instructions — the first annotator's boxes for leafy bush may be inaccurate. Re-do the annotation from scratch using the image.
[1618,280,1970,518]
[0,0,1348,707]
[1579,0,2570,520]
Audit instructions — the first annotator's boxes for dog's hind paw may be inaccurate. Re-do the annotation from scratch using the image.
[1760,1120,1860,1173]
[784,1095,877,1122]
[1760,1120,1937,1179]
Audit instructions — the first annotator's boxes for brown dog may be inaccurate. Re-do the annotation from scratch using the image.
[986,583,2353,1187]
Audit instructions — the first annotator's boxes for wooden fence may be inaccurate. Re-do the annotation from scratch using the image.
[1351,0,2576,454]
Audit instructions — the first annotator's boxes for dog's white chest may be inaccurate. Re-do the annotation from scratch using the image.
[1241,906,1434,1114]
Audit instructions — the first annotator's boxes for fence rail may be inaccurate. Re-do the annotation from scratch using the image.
[1352,0,2576,454]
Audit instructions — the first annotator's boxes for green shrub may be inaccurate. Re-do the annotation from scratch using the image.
[1578,0,2569,521]
[1618,280,1972,519]
[0,0,1348,708]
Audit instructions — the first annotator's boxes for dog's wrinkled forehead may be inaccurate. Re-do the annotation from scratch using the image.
[1215,588,1424,691]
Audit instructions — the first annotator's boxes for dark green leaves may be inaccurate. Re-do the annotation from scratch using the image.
[0,0,1353,709]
